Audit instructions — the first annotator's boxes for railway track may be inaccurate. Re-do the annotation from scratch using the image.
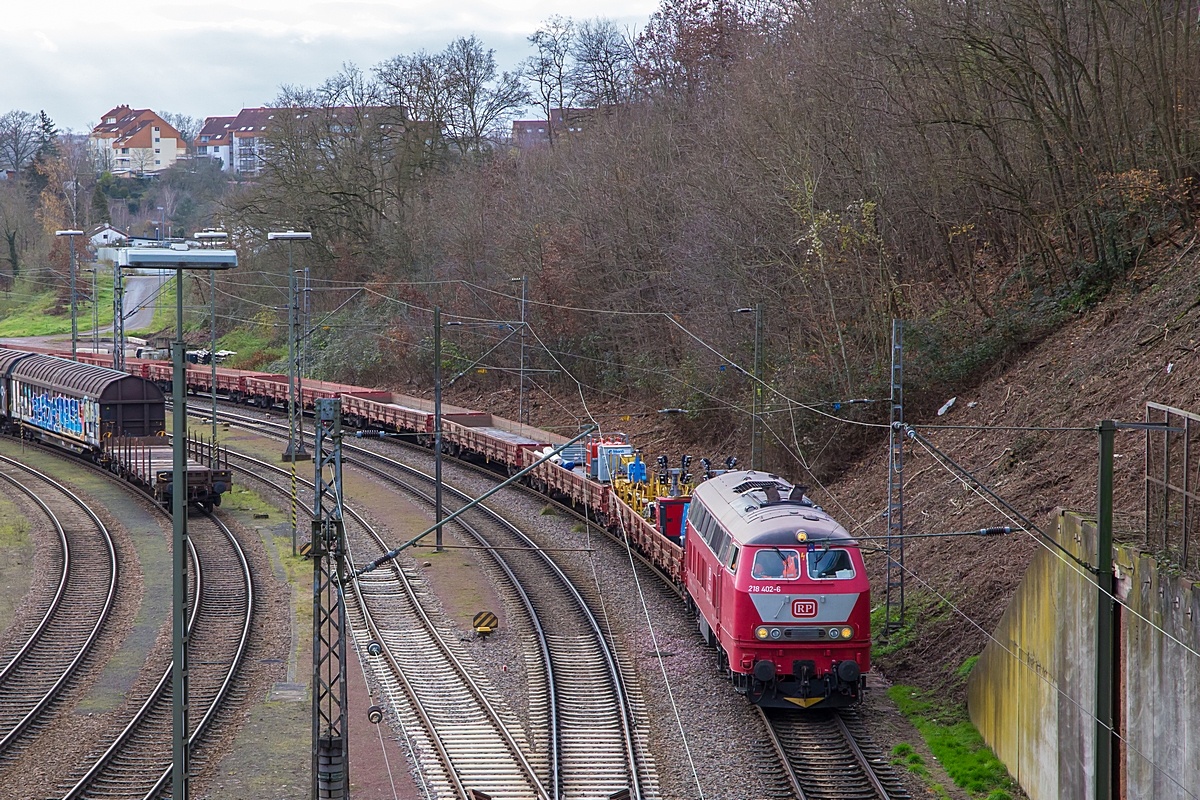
[215,409,657,798]
[203,401,909,800]
[0,456,117,760]
[760,707,911,800]
[57,509,253,800]
[224,449,549,800]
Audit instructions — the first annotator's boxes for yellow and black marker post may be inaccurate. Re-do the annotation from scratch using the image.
[472,611,498,636]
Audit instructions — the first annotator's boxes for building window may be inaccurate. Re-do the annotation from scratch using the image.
[154,148,160,153]
[154,137,160,142]
[198,146,207,154]
[121,148,129,154]
[155,160,161,165]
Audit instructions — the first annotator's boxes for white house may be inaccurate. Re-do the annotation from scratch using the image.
[90,224,128,248]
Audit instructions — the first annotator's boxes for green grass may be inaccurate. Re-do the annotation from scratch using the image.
[871,590,952,658]
[218,320,284,371]
[888,685,1018,797]
[0,277,117,338]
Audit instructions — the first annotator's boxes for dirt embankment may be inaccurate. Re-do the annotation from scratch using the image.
[833,238,1200,693]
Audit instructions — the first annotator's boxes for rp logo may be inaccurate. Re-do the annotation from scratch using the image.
[792,598,817,618]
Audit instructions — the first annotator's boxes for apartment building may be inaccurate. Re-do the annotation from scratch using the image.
[90,106,187,175]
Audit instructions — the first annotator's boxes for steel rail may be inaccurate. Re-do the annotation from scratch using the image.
[0,456,118,754]
[226,454,473,800]
[205,401,655,797]
[756,706,807,800]
[206,403,683,596]
[834,712,893,800]
[345,448,647,800]
[141,510,255,800]
[4,428,253,800]
[224,448,550,800]
[61,534,202,800]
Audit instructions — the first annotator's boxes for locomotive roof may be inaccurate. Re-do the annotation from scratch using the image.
[7,352,164,402]
[691,470,855,547]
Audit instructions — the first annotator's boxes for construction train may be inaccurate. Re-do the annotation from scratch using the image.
[2,345,869,709]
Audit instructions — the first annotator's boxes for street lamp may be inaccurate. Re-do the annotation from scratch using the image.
[157,206,165,241]
[55,230,84,361]
[118,246,238,800]
[195,230,229,442]
[734,305,764,470]
[268,230,312,557]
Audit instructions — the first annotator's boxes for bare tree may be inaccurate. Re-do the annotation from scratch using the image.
[571,18,635,107]
[160,111,202,153]
[526,16,576,145]
[0,179,36,280]
[36,134,93,230]
[443,35,528,153]
[376,50,454,130]
[0,110,40,176]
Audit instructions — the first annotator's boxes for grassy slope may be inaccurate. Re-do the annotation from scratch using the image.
[0,279,116,337]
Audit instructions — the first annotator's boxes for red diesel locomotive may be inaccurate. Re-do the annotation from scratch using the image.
[684,470,870,708]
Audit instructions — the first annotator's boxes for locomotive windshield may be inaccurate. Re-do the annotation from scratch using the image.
[808,548,856,580]
[751,548,801,580]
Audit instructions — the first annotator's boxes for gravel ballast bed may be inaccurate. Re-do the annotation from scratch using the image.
[360,438,776,799]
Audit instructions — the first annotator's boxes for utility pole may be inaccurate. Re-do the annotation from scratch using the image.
[269,231,312,556]
[113,262,125,371]
[312,397,349,800]
[195,230,229,443]
[91,265,99,355]
[752,303,763,470]
[512,275,528,426]
[303,266,311,378]
[734,305,765,469]
[1096,419,1117,800]
[434,306,444,552]
[885,319,905,635]
[55,230,84,361]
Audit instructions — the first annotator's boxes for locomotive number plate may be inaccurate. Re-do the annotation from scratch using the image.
[748,584,782,593]
[791,599,818,617]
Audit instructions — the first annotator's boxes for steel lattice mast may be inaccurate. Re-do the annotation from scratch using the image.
[311,398,349,799]
[884,319,905,635]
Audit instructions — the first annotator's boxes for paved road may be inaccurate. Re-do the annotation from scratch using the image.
[0,272,169,354]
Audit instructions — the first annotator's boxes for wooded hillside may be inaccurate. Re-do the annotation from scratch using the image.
[220,0,1200,477]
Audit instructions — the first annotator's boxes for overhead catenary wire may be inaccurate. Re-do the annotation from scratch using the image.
[906,429,1200,664]
[524,322,707,798]
[762,410,1199,800]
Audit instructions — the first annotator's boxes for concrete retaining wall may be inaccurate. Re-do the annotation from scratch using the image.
[967,511,1200,800]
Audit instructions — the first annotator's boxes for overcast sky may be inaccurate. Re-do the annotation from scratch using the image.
[2,1,657,132]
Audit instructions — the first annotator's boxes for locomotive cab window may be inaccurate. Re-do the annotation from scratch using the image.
[808,548,855,580]
[751,548,801,580]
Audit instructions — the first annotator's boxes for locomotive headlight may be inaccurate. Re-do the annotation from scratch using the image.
[770,628,782,640]
[755,626,769,640]
[829,627,840,639]
[841,626,854,639]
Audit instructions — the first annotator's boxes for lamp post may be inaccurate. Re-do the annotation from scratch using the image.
[195,230,229,442]
[735,305,764,470]
[55,230,84,361]
[269,230,312,557]
[157,206,165,241]
[118,246,238,800]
